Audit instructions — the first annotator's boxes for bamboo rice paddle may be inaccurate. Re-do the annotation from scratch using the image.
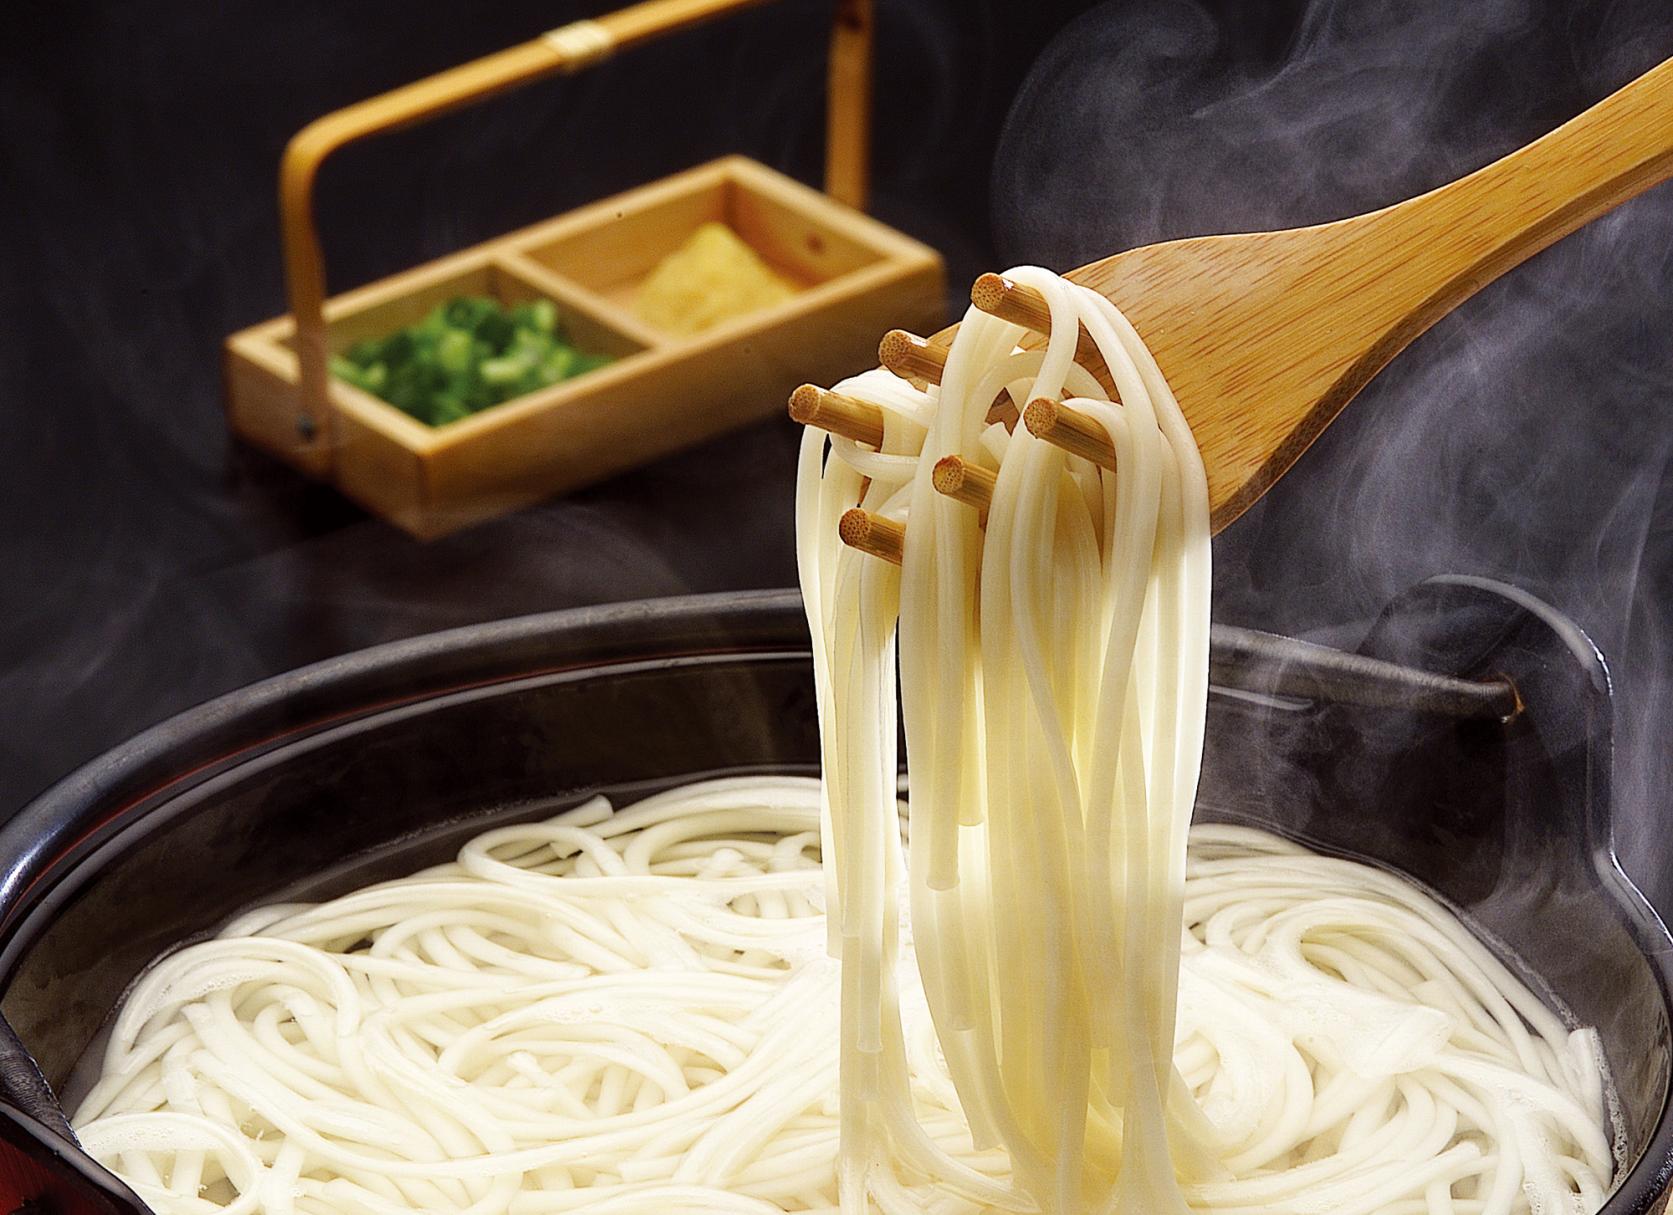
[813,55,1673,542]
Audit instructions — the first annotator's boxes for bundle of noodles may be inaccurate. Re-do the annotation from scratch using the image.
[794,267,1613,1215]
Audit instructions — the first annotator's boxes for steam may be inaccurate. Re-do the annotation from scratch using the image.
[992,0,1673,912]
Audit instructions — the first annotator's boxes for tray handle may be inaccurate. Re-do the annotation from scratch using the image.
[276,0,874,470]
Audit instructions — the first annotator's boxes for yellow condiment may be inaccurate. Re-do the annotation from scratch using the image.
[634,222,799,336]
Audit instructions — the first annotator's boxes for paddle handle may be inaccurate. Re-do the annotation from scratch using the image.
[1370,55,1673,322]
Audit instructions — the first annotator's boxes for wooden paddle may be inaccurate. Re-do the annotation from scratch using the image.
[805,53,1673,548]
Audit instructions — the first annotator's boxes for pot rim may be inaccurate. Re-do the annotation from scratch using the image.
[0,589,809,935]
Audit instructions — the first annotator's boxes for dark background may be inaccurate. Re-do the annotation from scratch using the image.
[3,1,1671,906]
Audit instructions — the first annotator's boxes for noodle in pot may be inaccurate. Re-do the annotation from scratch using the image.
[74,788,1612,1215]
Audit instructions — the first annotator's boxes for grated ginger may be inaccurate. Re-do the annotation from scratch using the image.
[634,221,799,336]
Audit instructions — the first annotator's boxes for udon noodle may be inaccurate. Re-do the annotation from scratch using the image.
[794,267,1612,1214]
[76,267,1613,1215]
[72,782,1612,1215]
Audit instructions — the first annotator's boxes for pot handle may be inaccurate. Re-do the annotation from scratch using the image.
[0,1012,70,1144]
[276,0,875,472]
[0,1010,147,1215]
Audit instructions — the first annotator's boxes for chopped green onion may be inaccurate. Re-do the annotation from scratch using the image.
[329,295,614,426]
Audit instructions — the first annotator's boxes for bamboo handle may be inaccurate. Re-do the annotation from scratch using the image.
[824,0,872,209]
[278,0,872,463]
[1366,55,1673,337]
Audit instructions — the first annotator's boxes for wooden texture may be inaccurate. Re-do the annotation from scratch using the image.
[838,508,904,564]
[1022,397,1115,471]
[1053,54,1673,533]
[971,272,1111,387]
[824,0,872,209]
[227,157,942,539]
[931,455,995,511]
[788,385,885,447]
[270,0,873,468]
[877,330,947,384]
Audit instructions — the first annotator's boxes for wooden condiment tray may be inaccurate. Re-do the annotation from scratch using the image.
[227,157,940,538]
[223,0,944,539]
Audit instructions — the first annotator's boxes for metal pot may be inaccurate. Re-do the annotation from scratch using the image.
[0,582,1664,1214]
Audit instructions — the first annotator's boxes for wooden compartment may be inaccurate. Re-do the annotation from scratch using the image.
[226,157,943,539]
[525,158,896,312]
